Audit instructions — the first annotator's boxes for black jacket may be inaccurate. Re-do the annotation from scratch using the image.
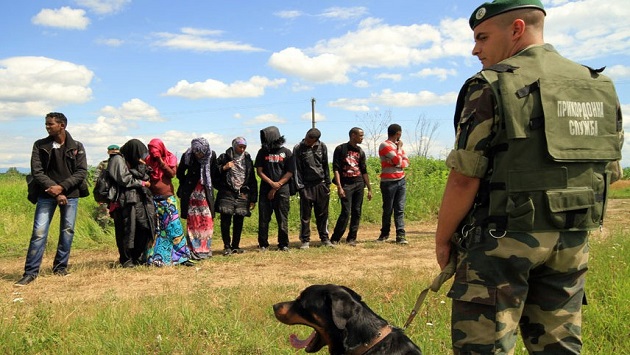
[293,140,331,189]
[29,131,88,202]
[215,147,258,216]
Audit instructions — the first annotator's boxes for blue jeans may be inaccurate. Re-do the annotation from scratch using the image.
[380,178,406,237]
[23,196,78,276]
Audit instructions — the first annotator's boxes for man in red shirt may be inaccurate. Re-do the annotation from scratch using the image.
[377,123,410,244]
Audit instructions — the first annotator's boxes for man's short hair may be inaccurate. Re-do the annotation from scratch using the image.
[387,124,402,137]
[349,127,363,138]
[46,112,67,126]
[306,128,321,140]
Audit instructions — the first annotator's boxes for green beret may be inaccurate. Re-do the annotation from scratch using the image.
[469,0,546,29]
[107,144,120,150]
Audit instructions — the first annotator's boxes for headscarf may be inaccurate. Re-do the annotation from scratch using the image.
[182,137,212,189]
[146,138,177,181]
[229,137,247,190]
[120,139,148,169]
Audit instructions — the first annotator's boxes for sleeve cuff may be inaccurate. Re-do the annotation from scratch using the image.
[445,149,489,178]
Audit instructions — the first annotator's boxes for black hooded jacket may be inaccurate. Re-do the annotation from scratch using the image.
[254,126,295,193]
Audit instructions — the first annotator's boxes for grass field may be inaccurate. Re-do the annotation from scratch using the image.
[0,162,628,354]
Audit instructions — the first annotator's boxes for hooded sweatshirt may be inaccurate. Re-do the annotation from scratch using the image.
[254,126,295,192]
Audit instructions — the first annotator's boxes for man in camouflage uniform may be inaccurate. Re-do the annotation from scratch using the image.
[94,144,119,228]
[434,0,623,353]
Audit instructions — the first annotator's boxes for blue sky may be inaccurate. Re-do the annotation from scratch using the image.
[1,0,629,169]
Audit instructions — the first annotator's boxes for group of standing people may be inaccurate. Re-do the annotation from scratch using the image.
[256,124,411,251]
[15,118,411,285]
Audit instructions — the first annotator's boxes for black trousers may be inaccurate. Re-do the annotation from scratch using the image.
[111,208,128,264]
[220,213,245,249]
[331,180,365,242]
[258,187,291,248]
[299,183,330,242]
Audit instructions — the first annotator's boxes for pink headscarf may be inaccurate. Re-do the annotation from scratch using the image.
[146,138,177,181]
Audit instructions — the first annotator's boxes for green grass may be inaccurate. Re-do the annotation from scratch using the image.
[1,162,629,354]
[609,185,630,199]
[1,230,627,354]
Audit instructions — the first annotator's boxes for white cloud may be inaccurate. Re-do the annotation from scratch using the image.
[413,67,458,81]
[158,130,227,157]
[372,89,457,107]
[99,98,165,122]
[319,7,368,20]
[328,98,371,112]
[153,27,264,52]
[292,82,313,92]
[376,73,402,82]
[301,111,326,122]
[274,10,303,19]
[312,17,470,68]
[32,7,90,30]
[328,89,457,112]
[268,47,350,84]
[622,104,630,129]
[354,80,369,88]
[543,0,571,5]
[75,0,131,15]
[268,17,471,84]
[606,65,630,80]
[545,1,630,60]
[0,56,93,119]
[164,76,286,99]
[96,38,124,47]
[65,99,166,164]
[245,113,287,125]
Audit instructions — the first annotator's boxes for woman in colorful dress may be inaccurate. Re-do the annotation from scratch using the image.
[145,138,194,267]
[214,137,258,255]
[176,137,217,259]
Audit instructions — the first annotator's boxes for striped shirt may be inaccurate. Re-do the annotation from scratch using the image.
[379,140,409,181]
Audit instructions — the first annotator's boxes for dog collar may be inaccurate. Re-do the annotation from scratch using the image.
[347,325,393,355]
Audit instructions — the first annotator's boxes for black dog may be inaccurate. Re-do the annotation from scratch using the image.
[273,284,422,354]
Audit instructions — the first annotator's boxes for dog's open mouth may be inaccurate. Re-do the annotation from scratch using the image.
[289,330,323,352]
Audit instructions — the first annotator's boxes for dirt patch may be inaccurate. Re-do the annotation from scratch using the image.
[3,199,628,304]
[1,219,439,304]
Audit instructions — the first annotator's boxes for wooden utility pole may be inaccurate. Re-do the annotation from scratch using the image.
[311,97,316,128]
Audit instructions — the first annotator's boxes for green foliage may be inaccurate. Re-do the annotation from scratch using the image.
[0,170,113,257]
[608,183,630,199]
[0,157,447,256]
[582,228,630,353]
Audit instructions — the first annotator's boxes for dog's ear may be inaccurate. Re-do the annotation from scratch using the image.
[330,289,362,330]
[340,286,362,302]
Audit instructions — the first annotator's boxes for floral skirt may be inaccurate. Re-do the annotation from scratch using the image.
[187,182,214,258]
[147,195,192,266]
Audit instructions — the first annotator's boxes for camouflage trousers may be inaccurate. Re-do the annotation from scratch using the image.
[95,202,111,229]
[448,228,588,354]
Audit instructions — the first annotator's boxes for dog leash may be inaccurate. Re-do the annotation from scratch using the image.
[402,255,456,330]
